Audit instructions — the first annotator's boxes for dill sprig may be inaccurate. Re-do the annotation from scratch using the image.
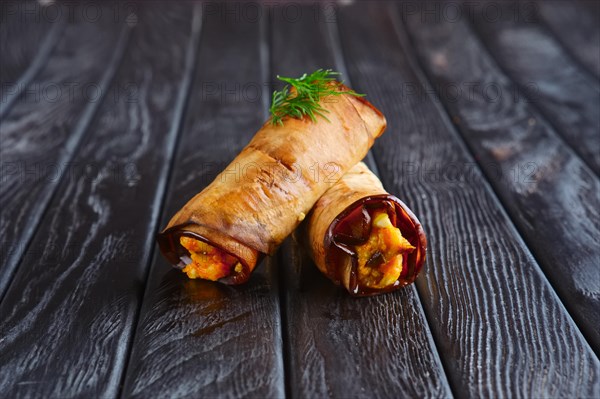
[269,69,364,126]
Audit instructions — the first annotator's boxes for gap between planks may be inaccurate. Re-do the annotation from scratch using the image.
[393,2,599,356]
[0,12,65,119]
[0,21,132,303]
[325,6,455,396]
[116,4,204,397]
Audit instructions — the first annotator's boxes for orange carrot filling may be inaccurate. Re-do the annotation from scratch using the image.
[355,211,415,289]
[179,236,242,281]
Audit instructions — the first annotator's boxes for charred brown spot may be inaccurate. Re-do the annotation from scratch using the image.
[365,251,385,268]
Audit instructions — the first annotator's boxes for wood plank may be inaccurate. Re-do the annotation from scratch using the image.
[580,0,600,19]
[271,5,452,398]
[536,0,600,79]
[402,1,600,354]
[0,0,61,84]
[0,4,127,299]
[0,3,199,396]
[337,2,600,397]
[468,1,600,175]
[121,9,285,398]
[0,0,65,117]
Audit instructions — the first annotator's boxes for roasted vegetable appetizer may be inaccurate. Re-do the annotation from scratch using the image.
[157,71,386,284]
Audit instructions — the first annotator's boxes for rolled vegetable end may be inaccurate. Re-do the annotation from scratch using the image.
[326,196,426,296]
[156,223,260,285]
[179,236,242,281]
[305,162,426,297]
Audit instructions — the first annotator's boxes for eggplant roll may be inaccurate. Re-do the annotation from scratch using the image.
[157,84,386,284]
[304,162,426,296]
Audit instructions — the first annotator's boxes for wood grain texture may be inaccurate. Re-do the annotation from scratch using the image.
[468,1,600,175]
[271,5,452,398]
[402,0,600,355]
[0,0,60,85]
[536,0,600,79]
[0,0,65,117]
[337,2,600,397]
[0,3,199,396]
[280,240,451,399]
[0,4,128,299]
[121,10,285,398]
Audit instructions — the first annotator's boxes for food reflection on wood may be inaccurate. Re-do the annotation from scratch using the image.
[303,162,426,296]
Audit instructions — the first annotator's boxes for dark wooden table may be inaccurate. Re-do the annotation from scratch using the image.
[1,1,599,397]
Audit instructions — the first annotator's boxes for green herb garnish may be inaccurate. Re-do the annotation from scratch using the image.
[269,69,364,126]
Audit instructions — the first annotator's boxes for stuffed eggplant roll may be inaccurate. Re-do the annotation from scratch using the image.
[304,162,426,296]
[157,78,386,284]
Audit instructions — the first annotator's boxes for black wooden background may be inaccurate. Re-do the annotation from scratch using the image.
[1,1,599,398]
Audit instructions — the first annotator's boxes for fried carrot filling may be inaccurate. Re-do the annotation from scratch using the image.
[179,236,242,281]
[355,211,415,289]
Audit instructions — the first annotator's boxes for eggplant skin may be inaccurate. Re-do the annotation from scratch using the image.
[157,84,386,280]
[305,162,427,296]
